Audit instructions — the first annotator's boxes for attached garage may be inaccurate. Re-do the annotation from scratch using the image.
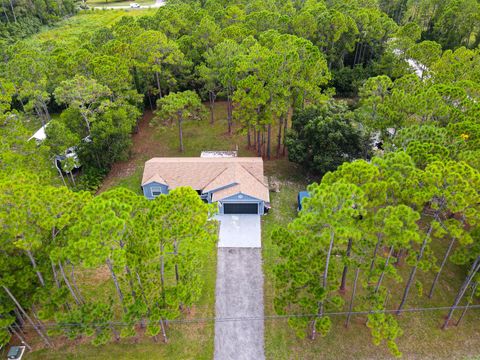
[223,203,259,214]
[141,157,270,214]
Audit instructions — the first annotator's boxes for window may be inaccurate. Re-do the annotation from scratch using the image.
[151,187,163,197]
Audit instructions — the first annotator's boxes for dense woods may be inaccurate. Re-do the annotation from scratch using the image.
[0,0,479,356]
[0,0,76,41]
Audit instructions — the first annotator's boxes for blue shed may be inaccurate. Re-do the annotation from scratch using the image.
[297,191,310,211]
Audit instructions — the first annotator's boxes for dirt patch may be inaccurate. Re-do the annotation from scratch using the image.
[78,265,110,284]
[98,110,160,193]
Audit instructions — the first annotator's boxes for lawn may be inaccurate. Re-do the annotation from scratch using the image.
[261,177,480,359]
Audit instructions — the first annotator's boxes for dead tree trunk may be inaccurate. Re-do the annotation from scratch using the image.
[2,286,52,347]
[375,245,394,293]
[276,115,283,157]
[267,123,271,160]
[177,114,184,152]
[58,261,81,305]
[106,258,127,314]
[51,260,60,289]
[282,113,288,156]
[8,325,32,350]
[340,238,353,291]
[8,0,16,23]
[155,71,162,98]
[26,249,45,287]
[429,236,456,298]
[369,235,382,273]
[455,282,478,326]
[227,94,233,135]
[442,256,480,329]
[1,0,10,23]
[257,125,261,157]
[209,91,216,124]
[69,262,85,304]
[312,231,334,340]
[397,224,432,315]
[345,267,360,328]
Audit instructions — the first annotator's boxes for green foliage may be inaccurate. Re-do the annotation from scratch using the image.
[0,0,76,41]
[286,102,370,175]
[273,181,364,339]
[1,0,480,355]
[154,90,205,152]
[75,167,109,192]
[331,65,373,97]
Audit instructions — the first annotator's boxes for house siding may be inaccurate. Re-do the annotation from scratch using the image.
[142,182,169,200]
[142,185,266,215]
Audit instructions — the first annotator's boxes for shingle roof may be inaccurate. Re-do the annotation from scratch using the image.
[142,157,270,203]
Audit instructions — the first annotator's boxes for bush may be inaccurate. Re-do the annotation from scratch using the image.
[74,167,108,192]
[331,65,373,98]
[286,102,371,175]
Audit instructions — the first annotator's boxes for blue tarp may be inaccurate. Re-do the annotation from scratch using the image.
[297,191,310,211]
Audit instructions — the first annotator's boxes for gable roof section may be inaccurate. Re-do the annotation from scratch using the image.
[142,173,168,186]
[211,163,269,202]
[142,157,269,202]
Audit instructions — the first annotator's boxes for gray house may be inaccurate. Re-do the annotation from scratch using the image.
[141,157,270,215]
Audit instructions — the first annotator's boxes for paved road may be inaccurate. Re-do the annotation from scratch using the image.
[216,214,261,248]
[91,0,164,10]
[214,247,265,360]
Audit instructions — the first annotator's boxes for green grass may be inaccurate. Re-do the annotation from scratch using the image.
[87,0,155,7]
[99,102,259,193]
[261,178,480,359]
[27,249,217,360]
[33,9,156,43]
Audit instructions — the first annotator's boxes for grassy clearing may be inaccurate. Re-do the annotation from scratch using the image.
[27,248,217,360]
[261,175,480,360]
[87,0,155,7]
[33,9,155,43]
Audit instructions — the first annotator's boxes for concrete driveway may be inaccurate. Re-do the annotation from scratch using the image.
[216,214,261,248]
[214,248,264,360]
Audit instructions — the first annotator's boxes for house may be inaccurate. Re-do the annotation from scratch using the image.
[141,157,270,215]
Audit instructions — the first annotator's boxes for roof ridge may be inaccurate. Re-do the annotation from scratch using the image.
[238,164,267,187]
[202,166,230,191]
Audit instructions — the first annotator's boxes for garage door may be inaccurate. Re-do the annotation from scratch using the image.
[223,203,258,214]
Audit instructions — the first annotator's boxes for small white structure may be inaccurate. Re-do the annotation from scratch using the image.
[392,48,428,79]
[28,122,50,142]
[200,151,238,158]
[29,121,83,173]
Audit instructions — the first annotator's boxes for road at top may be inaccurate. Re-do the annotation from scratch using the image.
[90,0,164,10]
